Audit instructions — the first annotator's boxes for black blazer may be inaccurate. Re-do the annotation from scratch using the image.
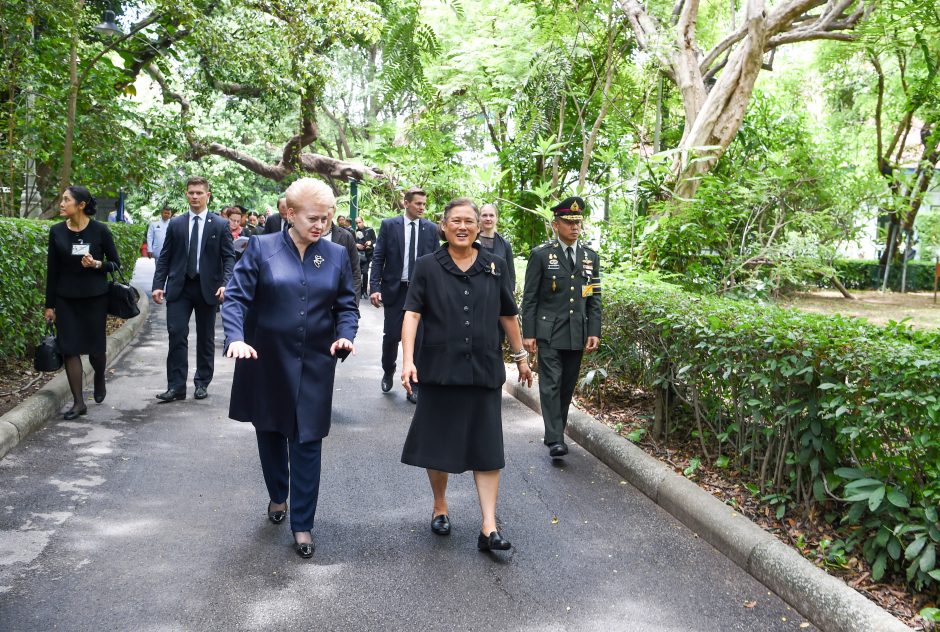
[327,223,362,298]
[263,214,286,234]
[152,211,235,305]
[369,215,438,300]
[45,220,120,308]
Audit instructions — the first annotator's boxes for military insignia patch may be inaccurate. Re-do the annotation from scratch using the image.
[571,201,580,213]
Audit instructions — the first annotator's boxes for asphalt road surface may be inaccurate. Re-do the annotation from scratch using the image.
[0,259,813,631]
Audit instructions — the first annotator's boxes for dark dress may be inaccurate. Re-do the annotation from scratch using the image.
[45,219,120,356]
[400,244,518,473]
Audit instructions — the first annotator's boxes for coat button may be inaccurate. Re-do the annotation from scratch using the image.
[464,290,469,295]
[301,281,306,286]
[463,306,469,312]
[300,311,305,315]
[301,296,306,301]
[569,298,574,303]
[464,321,470,327]
[571,274,575,279]
[569,309,574,314]
[464,337,470,343]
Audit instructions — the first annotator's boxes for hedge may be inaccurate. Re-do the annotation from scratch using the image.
[0,217,145,360]
[831,259,937,292]
[598,273,940,591]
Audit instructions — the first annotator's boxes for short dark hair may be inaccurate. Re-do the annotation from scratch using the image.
[161,205,174,212]
[66,185,97,216]
[438,197,480,240]
[404,187,427,203]
[185,176,210,190]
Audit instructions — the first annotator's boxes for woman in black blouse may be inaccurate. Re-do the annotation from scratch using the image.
[400,197,533,553]
[44,186,120,419]
[479,203,515,293]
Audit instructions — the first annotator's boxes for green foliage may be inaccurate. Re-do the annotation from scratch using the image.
[0,218,144,359]
[830,258,937,291]
[599,272,940,591]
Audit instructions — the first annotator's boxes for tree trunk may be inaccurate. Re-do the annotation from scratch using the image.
[58,0,84,196]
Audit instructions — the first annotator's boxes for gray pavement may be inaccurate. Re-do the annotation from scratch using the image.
[0,261,812,631]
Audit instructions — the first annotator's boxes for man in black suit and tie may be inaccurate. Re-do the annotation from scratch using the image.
[152,176,235,401]
[264,196,289,234]
[369,187,438,403]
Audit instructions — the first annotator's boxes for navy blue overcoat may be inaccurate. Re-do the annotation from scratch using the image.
[221,232,360,442]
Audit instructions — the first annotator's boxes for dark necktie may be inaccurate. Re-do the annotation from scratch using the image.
[282,219,288,233]
[567,245,575,270]
[408,221,416,281]
[187,216,200,278]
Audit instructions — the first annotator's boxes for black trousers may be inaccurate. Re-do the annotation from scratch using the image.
[381,284,425,376]
[165,276,216,392]
[256,430,322,533]
[360,257,371,297]
[537,344,584,445]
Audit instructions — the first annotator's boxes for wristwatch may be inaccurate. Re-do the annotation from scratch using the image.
[95,261,102,269]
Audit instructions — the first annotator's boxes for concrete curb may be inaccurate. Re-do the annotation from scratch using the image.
[504,369,911,632]
[0,292,150,461]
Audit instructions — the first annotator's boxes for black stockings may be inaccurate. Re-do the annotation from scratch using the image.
[63,354,106,409]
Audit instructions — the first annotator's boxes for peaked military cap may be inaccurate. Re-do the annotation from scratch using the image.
[551,196,586,221]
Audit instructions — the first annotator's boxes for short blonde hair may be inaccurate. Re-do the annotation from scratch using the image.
[285,178,335,211]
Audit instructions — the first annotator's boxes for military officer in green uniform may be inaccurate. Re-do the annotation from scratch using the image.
[521,197,601,459]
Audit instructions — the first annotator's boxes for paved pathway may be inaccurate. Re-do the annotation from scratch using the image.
[0,260,813,631]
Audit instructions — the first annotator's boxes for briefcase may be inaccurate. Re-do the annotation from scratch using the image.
[107,268,141,319]
[33,323,63,372]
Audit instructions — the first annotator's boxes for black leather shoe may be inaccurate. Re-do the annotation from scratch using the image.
[293,533,315,559]
[63,405,87,420]
[477,530,511,551]
[431,514,451,536]
[548,442,569,458]
[407,389,418,404]
[93,373,106,403]
[381,372,393,393]
[267,501,286,525]
[156,389,186,402]
[194,386,208,400]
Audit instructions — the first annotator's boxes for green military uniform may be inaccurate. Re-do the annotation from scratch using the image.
[521,197,601,450]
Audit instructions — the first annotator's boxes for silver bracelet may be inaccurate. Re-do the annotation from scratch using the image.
[510,349,528,362]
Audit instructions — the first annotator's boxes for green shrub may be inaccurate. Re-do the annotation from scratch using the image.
[598,272,940,591]
[0,218,145,359]
[831,259,936,292]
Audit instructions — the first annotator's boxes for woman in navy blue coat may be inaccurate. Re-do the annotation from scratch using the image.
[221,178,359,559]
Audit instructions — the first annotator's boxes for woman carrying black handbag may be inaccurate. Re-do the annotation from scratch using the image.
[44,185,121,419]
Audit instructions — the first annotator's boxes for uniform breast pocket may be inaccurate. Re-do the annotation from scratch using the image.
[536,315,555,341]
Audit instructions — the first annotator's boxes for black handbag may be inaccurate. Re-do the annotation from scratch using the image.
[34,323,63,372]
[107,267,141,319]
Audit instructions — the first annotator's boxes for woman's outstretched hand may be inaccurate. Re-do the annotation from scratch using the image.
[226,341,257,359]
[330,338,354,357]
[400,362,418,396]
[517,360,533,387]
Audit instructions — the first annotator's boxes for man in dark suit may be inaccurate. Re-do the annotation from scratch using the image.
[324,209,362,298]
[369,187,438,402]
[264,196,289,234]
[152,176,235,401]
[521,197,602,459]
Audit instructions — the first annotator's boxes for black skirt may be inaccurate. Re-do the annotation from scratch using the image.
[55,294,108,356]
[401,384,505,473]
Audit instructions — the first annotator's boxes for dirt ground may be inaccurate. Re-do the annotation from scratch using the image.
[781,289,940,329]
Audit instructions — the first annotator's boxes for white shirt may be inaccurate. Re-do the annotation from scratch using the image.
[147,218,171,260]
[402,217,418,281]
[188,209,208,273]
[322,228,333,242]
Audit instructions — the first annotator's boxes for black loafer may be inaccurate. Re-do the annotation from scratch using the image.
[93,373,106,403]
[63,405,87,420]
[293,534,315,559]
[156,389,186,402]
[194,386,208,400]
[431,514,451,536]
[381,372,393,393]
[477,530,511,551]
[267,501,287,525]
[548,442,569,458]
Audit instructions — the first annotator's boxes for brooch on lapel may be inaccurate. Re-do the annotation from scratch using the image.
[313,254,325,268]
[489,261,501,278]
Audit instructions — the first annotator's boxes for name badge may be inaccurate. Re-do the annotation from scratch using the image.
[72,243,90,256]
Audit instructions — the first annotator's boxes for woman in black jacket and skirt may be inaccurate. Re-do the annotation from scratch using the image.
[44,186,120,419]
[400,197,533,553]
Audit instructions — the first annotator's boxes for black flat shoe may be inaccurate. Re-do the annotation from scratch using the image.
[63,405,87,420]
[381,372,393,393]
[407,389,418,404]
[477,530,511,551]
[548,442,569,458]
[431,514,451,536]
[194,386,208,400]
[267,501,287,525]
[93,373,106,403]
[293,533,314,559]
[156,389,186,402]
